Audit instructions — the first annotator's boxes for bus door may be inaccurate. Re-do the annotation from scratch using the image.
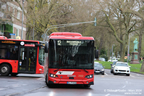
[18,47,37,73]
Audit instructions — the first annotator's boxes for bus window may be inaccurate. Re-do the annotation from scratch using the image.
[0,45,18,60]
[39,47,44,65]
[0,45,6,59]
[0,39,44,76]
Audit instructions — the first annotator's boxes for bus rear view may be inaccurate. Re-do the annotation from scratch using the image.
[45,32,96,88]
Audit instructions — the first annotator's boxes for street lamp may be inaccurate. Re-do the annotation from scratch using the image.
[33,0,36,40]
[111,44,115,61]
[21,0,25,40]
[43,19,97,41]
[127,34,130,62]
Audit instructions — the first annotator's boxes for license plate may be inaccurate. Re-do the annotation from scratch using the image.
[95,71,100,73]
[67,82,77,84]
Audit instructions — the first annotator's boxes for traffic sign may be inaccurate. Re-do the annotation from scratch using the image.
[10,33,15,35]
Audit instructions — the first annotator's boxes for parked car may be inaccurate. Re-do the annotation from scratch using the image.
[94,62,105,75]
[110,61,117,73]
[112,62,130,76]
[99,58,106,61]
[108,58,118,62]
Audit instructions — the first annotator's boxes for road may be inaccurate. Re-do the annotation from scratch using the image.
[0,69,144,96]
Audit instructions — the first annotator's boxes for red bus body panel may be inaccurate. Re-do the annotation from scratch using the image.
[0,59,18,73]
[46,32,94,85]
[48,69,94,85]
[0,38,44,74]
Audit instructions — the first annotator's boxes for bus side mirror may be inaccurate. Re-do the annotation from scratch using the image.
[95,50,99,59]
[45,42,49,53]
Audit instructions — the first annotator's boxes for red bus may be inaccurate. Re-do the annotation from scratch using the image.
[0,36,44,76]
[44,32,98,88]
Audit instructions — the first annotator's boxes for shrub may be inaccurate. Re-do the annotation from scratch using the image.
[100,54,108,61]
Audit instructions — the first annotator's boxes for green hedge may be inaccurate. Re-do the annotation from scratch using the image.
[95,61,144,74]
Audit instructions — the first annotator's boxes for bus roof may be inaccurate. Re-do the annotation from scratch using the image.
[0,36,39,43]
[49,32,94,40]
[0,36,8,39]
[50,32,82,36]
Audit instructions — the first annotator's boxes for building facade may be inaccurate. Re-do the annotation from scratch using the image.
[0,0,26,39]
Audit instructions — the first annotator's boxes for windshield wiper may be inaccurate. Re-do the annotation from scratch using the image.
[83,69,88,73]
[54,68,60,72]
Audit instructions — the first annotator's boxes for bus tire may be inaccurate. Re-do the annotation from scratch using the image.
[11,73,18,76]
[84,85,90,88]
[0,64,10,76]
[47,84,53,88]
[45,74,49,86]
[45,74,53,88]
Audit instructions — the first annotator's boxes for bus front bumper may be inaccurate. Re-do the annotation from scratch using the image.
[48,78,94,85]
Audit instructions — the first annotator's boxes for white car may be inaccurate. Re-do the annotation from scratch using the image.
[99,58,105,61]
[113,62,130,76]
[108,58,118,62]
[110,62,117,73]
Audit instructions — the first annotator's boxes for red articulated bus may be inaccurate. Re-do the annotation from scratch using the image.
[44,32,98,88]
[0,36,44,76]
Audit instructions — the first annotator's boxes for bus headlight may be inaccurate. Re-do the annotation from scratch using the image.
[39,68,42,71]
[85,74,93,79]
[50,73,57,78]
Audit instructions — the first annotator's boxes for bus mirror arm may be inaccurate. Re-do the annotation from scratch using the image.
[95,49,99,59]
[35,44,43,47]
[45,42,49,53]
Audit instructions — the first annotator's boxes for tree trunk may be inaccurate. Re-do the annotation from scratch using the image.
[120,34,123,58]
[140,59,144,72]
[26,27,32,40]
[120,43,126,62]
[138,32,142,59]
[98,34,104,55]
[120,35,128,62]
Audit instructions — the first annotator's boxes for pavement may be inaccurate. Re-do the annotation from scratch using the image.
[0,69,144,96]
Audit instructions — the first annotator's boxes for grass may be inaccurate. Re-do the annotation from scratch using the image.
[95,61,144,74]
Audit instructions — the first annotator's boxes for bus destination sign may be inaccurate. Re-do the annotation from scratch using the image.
[1,40,16,44]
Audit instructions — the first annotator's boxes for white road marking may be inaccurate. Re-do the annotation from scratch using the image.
[0,88,6,91]
[105,73,108,75]
[105,93,110,96]
[37,78,43,80]
[136,74,141,76]
[130,75,135,78]
[122,85,126,88]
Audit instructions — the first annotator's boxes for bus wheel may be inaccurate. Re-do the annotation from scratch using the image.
[45,74,49,86]
[84,85,90,88]
[45,74,53,88]
[0,64,10,76]
[11,73,18,76]
[47,84,53,88]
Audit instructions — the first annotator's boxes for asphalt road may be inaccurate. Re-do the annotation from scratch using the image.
[0,69,144,96]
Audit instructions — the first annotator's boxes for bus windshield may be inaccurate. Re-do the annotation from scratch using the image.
[49,39,94,69]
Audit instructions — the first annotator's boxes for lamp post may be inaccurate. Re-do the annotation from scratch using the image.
[21,0,25,40]
[127,34,130,62]
[111,44,115,61]
[43,19,97,41]
[33,0,35,40]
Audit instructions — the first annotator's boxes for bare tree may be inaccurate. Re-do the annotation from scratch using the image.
[98,0,139,61]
